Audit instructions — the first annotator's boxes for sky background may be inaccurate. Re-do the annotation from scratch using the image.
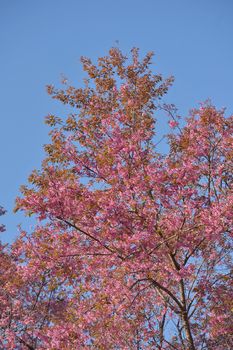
[1,0,233,243]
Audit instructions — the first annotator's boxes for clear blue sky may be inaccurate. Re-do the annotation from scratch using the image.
[1,0,233,243]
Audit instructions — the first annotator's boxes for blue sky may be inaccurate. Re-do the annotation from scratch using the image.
[1,0,233,243]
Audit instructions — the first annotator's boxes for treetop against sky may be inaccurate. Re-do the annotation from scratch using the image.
[1,1,233,243]
[0,47,232,350]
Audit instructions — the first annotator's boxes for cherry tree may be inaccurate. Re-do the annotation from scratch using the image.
[4,48,232,349]
[0,206,18,349]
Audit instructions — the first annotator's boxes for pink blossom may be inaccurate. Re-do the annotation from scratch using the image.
[168,119,178,128]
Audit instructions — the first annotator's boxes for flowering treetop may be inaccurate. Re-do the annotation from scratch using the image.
[1,48,232,350]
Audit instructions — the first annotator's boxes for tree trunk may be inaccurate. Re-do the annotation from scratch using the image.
[179,280,196,350]
[182,310,196,350]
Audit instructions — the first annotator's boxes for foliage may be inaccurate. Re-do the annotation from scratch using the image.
[1,48,232,349]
